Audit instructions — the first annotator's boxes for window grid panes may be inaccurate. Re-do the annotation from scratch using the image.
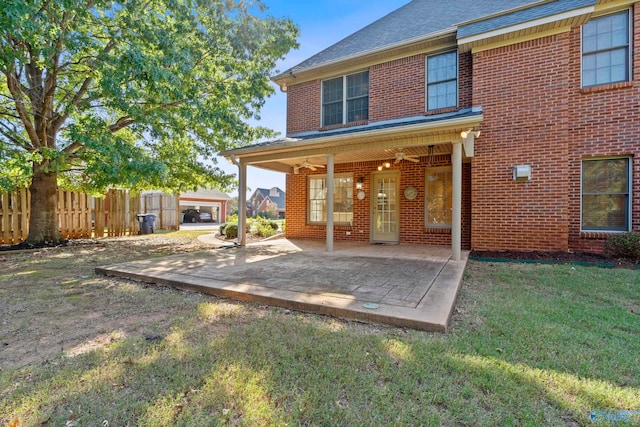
[308,175,353,224]
[322,77,343,127]
[582,158,630,231]
[425,167,452,227]
[427,51,457,110]
[346,72,369,122]
[322,71,368,126]
[582,11,630,87]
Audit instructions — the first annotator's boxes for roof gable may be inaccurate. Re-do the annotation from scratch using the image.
[250,187,286,208]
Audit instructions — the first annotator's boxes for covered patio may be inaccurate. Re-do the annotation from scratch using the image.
[96,238,468,332]
[220,108,482,260]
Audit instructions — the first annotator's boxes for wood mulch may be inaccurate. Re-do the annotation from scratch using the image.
[470,250,638,269]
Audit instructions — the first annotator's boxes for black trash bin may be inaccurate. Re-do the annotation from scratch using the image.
[137,213,156,234]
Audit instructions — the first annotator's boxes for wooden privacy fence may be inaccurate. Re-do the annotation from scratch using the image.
[0,188,179,245]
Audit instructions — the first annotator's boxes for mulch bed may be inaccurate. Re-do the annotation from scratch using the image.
[470,250,639,269]
[0,239,104,252]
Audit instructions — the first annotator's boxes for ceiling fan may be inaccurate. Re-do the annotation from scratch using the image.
[394,151,420,164]
[294,159,326,174]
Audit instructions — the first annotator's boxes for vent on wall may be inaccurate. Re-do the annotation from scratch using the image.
[513,165,531,181]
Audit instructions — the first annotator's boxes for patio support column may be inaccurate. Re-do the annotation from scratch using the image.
[326,153,334,252]
[451,140,462,261]
[232,155,247,246]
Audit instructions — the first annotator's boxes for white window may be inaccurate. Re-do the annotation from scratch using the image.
[582,158,631,231]
[425,166,452,228]
[322,71,369,127]
[308,175,353,224]
[426,51,457,111]
[582,10,630,87]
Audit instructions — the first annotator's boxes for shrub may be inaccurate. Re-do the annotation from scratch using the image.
[219,223,228,234]
[248,219,260,236]
[258,224,277,238]
[224,224,238,239]
[604,232,640,263]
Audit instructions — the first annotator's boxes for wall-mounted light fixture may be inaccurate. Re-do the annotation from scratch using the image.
[460,129,481,139]
[460,129,480,158]
[377,162,392,171]
[356,176,364,190]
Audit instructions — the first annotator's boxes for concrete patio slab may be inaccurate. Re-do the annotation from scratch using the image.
[95,239,468,332]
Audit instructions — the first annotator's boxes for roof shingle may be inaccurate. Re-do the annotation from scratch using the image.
[286,0,539,74]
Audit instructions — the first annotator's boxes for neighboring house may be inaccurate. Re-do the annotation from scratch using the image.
[179,188,230,223]
[221,0,639,259]
[247,187,286,219]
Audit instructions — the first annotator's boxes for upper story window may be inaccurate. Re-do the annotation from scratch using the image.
[322,71,369,127]
[582,10,630,87]
[426,51,457,111]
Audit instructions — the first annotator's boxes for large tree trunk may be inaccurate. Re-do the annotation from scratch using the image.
[26,162,61,244]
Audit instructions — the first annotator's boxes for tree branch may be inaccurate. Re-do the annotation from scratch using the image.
[0,122,31,150]
[52,38,117,133]
[108,116,135,133]
[62,140,83,154]
[4,72,40,147]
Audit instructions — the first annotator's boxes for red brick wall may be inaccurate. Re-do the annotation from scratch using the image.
[567,5,640,252]
[286,79,320,135]
[458,51,473,110]
[285,52,473,135]
[472,5,640,252]
[285,156,471,248]
[369,55,425,122]
[472,34,572,252]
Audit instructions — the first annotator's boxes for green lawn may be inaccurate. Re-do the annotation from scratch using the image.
[1,236,638,426]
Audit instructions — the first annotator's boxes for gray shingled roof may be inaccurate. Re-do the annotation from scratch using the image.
[458,0,596,38]
[285,0,539,74]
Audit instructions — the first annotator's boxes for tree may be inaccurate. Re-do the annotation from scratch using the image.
[0,0,297,244]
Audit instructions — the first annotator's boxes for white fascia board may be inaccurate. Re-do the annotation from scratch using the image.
[457,6,595,46]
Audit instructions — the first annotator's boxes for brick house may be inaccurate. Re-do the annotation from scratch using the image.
[247,187,286,219]
[221,0,639,259]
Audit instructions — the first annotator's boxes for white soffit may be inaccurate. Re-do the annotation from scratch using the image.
[458,6,595,51]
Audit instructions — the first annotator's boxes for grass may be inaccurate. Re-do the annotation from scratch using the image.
[1,234,638,426]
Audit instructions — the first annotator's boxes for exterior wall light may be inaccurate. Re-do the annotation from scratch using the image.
[356,177,364,190]
[461,129,480,139]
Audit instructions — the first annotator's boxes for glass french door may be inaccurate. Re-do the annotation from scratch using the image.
[371,172,399,243]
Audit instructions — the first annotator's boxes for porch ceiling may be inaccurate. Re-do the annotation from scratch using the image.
[267,144,454,172]
[223,113,482,174]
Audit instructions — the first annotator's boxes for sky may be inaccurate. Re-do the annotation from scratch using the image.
[216,0,410,197]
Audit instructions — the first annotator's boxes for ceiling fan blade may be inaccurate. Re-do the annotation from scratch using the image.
[315,164,325,168]
[394,158,401,164]
[309,165,317,171]
[293,165,300,174]
[406,156,420,163]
